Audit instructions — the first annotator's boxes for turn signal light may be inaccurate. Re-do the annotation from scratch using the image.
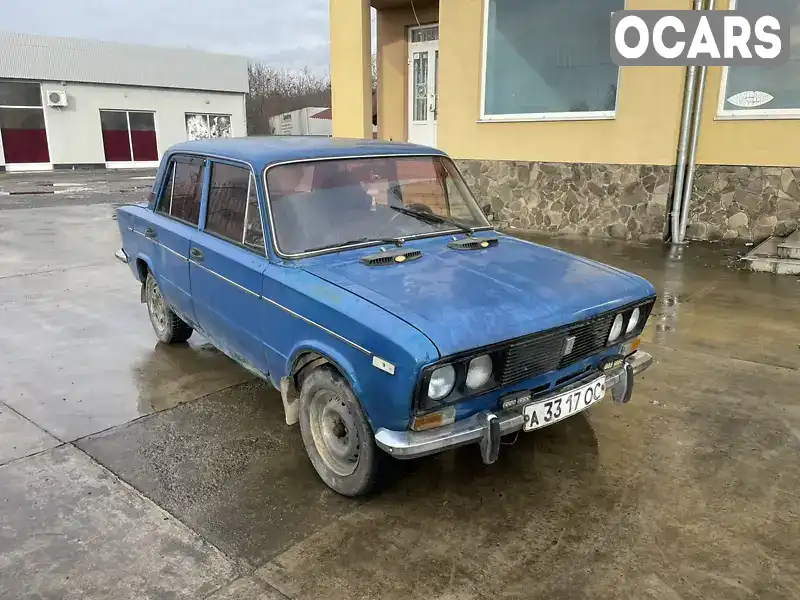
[411,407,456,431]
[622,337,641,356]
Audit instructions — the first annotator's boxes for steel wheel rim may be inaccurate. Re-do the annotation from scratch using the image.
[309,389,360,477]
[146,278,167,335]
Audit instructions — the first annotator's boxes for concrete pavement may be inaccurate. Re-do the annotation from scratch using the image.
[1,186,799,599]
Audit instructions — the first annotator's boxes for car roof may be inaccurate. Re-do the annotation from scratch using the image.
[165,136,447,170]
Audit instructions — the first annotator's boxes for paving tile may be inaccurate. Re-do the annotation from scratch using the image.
[77,380,358,566]
[205,576,285,600]
[0,404,60,464]
[0,445,239,600]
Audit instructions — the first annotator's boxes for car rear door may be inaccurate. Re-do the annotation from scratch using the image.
[189,159,269,375]
[143,154,206,325]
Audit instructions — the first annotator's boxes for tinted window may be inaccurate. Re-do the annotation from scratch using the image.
[206,163,249,243]
[154,156,204,226]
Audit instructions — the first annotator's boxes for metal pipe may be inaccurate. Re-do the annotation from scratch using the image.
[669,0,704,244]
[677,0,715,244]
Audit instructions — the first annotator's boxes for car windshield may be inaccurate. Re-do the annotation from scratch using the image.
[265,155,491,256]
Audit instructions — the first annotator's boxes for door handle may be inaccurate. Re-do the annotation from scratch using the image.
[144,227,157,239]
[190,247,204,261]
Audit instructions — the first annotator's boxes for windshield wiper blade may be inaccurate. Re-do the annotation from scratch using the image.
[389,205,474,235]
[302,236,404,254]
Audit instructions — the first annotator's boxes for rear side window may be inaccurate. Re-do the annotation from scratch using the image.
[206,162,263,252]
[155,156,205,226]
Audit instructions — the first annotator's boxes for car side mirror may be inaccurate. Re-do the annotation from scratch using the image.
[481,204,494,222]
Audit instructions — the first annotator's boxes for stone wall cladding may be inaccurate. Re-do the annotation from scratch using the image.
[687,165,800,242]
[455,159,673,242]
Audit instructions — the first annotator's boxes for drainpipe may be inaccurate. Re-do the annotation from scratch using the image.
[669,0,704,244]
[674,0,715,244]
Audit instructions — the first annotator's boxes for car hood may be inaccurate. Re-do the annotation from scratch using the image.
[302,235,656,357]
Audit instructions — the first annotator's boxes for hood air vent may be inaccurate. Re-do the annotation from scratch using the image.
[448,237,499,251]
[361,248,422,267]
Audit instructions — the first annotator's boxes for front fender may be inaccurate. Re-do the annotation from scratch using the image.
[287,340,365,404]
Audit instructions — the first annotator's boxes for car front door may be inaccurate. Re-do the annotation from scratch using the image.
[145,154,205,325]
[189,159,269,375]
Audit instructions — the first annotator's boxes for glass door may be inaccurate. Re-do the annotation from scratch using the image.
[0,81,51,172]
[407,25,439,147]
[100,110,158,168]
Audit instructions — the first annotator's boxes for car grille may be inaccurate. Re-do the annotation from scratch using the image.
[498,306,647,388]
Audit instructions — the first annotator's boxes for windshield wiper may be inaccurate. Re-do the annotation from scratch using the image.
[389,205,474,236]
[302,236,405,254]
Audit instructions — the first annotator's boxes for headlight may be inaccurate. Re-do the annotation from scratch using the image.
[428,364,456,400]
[465,354,492,389]
[608,313,624,344]
[626,307,640,334]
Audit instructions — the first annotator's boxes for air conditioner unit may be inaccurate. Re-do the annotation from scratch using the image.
[46,90,68,107]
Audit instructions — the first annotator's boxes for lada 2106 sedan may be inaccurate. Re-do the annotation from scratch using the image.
[115,137,656,496]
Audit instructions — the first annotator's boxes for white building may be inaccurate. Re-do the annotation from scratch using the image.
[269,107,332,137]
[0,32,248,172]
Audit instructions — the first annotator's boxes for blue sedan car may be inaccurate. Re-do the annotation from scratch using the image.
[115,137,656,496]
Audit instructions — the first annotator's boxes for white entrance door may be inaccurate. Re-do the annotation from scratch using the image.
[408,25,439,147]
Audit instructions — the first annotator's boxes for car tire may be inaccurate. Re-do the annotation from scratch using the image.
[144,272,193,344]
[299,365,384,497]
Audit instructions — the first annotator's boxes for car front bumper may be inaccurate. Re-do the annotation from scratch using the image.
[374,350,653,464]
[114,248,130,264]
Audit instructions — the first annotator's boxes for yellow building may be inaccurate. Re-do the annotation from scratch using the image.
[330,0,800,242]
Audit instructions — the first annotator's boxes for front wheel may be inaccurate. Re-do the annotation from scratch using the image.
[299,366,384,496]
[145,272,193,344]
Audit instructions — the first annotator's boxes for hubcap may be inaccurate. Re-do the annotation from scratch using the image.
[146,278,167,335]
[309,390,360,477]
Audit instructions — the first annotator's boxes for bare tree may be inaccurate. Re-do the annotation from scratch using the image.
[246,63,331,135]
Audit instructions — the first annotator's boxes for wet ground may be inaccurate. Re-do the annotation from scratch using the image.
[1,182,799,599]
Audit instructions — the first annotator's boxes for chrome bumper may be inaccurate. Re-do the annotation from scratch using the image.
[115,248,129,264]
[375,350,653,463]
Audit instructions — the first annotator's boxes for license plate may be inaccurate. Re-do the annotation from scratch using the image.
[522,376,606,432]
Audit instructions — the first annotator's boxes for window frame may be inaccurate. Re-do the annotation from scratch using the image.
[153,153,207,228]
[716,0,800,121]
[202,158,266,256]
[98,109,159,165]
[478,0,622,123]
[0,80,53,169]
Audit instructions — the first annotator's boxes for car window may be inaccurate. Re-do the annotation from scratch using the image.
[206,162,264,253]
[266,156,489,256]
[155,155,204,226]
[243,175,264,251]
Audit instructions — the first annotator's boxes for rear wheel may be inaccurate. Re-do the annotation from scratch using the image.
[299,366,384,497]
[145,272,193,344]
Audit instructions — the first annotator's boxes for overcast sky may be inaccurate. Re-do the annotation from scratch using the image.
[1,0,375,73]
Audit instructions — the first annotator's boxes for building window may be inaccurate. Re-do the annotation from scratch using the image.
[0,81,50,164]
[185,113,232,140]
[99,110,158,163]
[719,0,800,118]
[481,0,622,121]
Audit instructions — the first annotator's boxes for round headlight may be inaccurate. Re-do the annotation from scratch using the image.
[428,365,456,401]
[608,314,624,344]
[466,354,493,389]
[626,307,640,334]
